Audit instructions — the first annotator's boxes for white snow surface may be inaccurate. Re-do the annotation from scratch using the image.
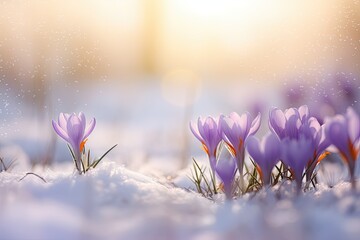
[0,161,360,240]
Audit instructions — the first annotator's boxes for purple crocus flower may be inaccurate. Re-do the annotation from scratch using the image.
[269,105,330,183]
[215,156,236,199]
[269,105,309,140]
[281,135,314,192]
[302,117,330,184]
[219,112,261,176]
[246,133,281,186]
[52,112,96,173]
[190,116,222,174]
[325,107,360,189]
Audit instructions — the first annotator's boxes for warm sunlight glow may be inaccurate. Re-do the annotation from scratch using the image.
[157,0,342,80]
[0,0,358,82]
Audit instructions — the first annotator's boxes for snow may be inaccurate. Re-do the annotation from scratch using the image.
[0,160,359,240]
[0,162,212,240]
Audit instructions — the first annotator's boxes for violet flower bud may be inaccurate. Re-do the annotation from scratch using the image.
[246,133,281,186]
[325,107,360,189]
[190,116,222,173]
[281,135,314,192]
[52,112,96,173]
[219,112,261,175]
[215,156,236,199]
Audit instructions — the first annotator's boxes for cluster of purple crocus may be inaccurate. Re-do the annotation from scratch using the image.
[190,112,261,198]
[52,112,116,174]
[190,105,360,198]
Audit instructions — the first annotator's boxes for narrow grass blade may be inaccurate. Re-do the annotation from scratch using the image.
[67,144,79,171]
[19,172,47,183]
[192,158,213,196]
[91,144,118,168]
[86,149,91,171]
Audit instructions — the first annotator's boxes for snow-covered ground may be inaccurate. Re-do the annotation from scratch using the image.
[1,80,360,240]
[0,161,360,240]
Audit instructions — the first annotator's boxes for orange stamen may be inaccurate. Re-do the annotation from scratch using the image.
[256,164,263,183]
[238,139,243,151]
[317,151,330,163]
[218,182,225,192]
[226,143,236,157]
[202,143,210,156]
[348,140,359,162]
[80,139,88,153]
[338,140,359,164]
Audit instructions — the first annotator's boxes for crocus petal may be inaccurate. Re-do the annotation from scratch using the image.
[216,156,236,184]
[229,112,241,122]
[247,133,280,185]
[216,156,236,197]
[317,138,330,157]
[220,117,240,150]
[58,113,69,130]
[298,105,309,123]
[238,112,251,139]
[191,116,221,159]
[315,126,330,155]
[285,114,301,139]
[206,117,222,155]
[248,112,261,137]
[281,136,312,186]
[346,107,360,143]
[326,118,349,158]
[269,108,286,138]
[246,136,263,168]
[78,112,86,135]
[79,112,86,125]
[197,117,208,142]
[205,117,217,132]
[189,120,204,143]
[67,114,85,147]
[299,121,316,141]
[285,108,299,121]
[263,133,281,169]
[308,117,321,134]
[83,118,96,140]
[52,120,70,141]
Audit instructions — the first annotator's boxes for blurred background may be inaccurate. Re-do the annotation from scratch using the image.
[0,0,359,173]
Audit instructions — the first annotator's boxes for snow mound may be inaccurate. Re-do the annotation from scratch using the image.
[0,162,359,240]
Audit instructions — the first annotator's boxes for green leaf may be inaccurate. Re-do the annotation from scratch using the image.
[310,172,317,189]
[91,144,118,168]
[86,149,91,171]
[67,144,76,161]
[67,144,80,172]
[209,169,217,194]
[246,169,261,189]
[191,158,215,197]
[0,157,6,171]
